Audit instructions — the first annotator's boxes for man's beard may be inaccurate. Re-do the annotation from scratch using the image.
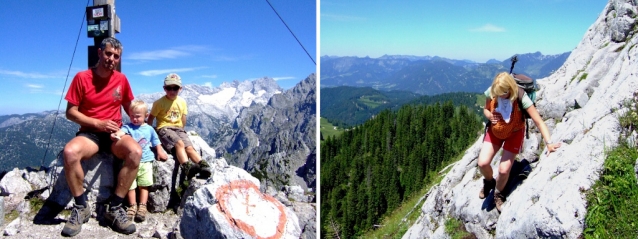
[102,60,115,70]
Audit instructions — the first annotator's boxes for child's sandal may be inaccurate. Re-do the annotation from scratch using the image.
[135,203,147,222]
[126,204,137,221]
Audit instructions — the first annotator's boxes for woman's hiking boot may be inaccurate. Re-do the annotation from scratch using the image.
[135,204,147,222]
[61,204,91,237]
[126,204,137,221]
[494,190,506,212]
[479,178,496,199]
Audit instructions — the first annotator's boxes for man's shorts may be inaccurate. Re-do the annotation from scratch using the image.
[77,131,113,152]
[130,161,154,190]
[157,126,193,152]
[484,127,525,154]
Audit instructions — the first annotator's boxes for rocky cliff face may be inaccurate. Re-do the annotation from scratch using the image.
[403,0,638,238]
[222,74,317,192]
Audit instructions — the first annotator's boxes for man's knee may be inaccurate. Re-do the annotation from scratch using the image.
[130,147,142,165]
[63,144,82,165]
[121,143,142,167]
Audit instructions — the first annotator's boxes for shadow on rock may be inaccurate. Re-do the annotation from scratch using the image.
[33,200,64,225]
[503,159,533,196]
[481,159,533,211]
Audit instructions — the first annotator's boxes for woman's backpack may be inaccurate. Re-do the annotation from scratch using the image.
[510,56,540,138]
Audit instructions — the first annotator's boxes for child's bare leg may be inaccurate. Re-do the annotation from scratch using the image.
[174,140,188,165]
[135,186,149,222]
[127,189,137,206]
[139,186,149,205]
[185,146,202,164]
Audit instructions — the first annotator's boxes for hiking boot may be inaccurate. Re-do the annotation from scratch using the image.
[126,204,137,222]
[494,191,506,212]
[478,178,496,199]
[134,204,147,222]
[61,204,91,237]
[181,161,201,180]
[104,204,136,235]
[196,160,212,179]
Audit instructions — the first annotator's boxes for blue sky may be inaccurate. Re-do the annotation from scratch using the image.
[0,1,316,115]
[321,0,607,62]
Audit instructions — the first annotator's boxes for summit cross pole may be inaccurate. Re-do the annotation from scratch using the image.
[87,0,121,71]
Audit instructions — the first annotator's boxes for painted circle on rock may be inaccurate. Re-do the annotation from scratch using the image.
[216,179,287,239]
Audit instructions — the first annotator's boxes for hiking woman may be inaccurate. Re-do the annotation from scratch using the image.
[477,72,561,212]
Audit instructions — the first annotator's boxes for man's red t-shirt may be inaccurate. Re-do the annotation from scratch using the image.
[65,69,134,131]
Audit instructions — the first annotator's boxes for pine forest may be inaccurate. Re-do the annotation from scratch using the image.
[320,101,482,238]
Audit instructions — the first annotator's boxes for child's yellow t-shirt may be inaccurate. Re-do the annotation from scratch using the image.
[150,96,188,129]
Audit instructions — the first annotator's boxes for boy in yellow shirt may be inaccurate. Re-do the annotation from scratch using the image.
[147,73,212,180]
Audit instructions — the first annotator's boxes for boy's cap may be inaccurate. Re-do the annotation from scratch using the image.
[164,73,182,87]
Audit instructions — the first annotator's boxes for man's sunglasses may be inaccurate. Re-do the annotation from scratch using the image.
[164,86,180,91]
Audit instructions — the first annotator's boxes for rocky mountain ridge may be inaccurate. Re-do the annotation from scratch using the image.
[403,0,638,238]
[222,75,316,192]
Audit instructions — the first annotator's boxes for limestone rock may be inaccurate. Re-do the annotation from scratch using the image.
[0,168,33,212]
[403,0,638,238]
[0,123,311,238]
[3,218,22,236]
[607,0,637,42]
[181,166,302,239]
[291,201,316,239]
[46,151,118,208]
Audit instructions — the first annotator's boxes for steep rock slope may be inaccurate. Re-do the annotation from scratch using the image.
[403,0,638,238]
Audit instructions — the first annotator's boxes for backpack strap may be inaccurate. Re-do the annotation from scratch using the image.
[517,88,530,139]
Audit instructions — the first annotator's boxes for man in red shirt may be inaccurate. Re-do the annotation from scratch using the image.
[61,37,140,237]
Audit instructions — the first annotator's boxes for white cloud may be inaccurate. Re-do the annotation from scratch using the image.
[203,82,213,88]
[212,55,254,62]
[272,76,295,81]
[173,45,209,52]
[26,84,44,89]
[126,45,208,61]
[127,49,189,60]
[138,67,207,76]
[0,70,56,79]
[470,24,506,32]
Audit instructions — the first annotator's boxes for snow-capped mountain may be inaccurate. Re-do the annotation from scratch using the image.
[137,75,316,191]
[136,77,284,149]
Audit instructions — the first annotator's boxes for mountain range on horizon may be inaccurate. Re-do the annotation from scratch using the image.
[320,51,570,95]
[321,51,568,65]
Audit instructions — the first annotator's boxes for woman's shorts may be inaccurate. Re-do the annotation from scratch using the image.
[484,127,525,154]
